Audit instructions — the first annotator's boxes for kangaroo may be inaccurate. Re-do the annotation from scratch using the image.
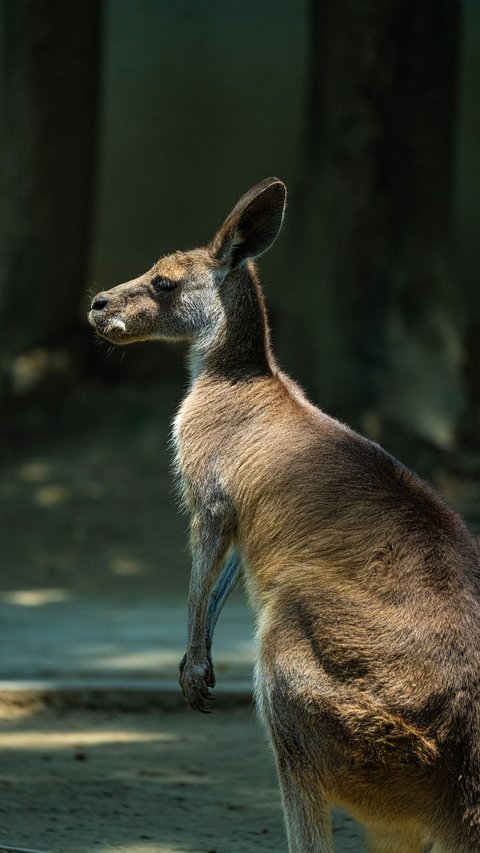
[89,178,480,852]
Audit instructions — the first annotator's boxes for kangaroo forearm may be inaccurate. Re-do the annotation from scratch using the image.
[178,549,241,685]
[186,559,220,659]
[186,508,233,660]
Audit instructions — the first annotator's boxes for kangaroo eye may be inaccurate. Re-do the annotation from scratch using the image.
[151,275,177,293]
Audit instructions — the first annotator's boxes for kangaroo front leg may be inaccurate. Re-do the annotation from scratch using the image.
[179,501,234,713]
[179,549,242,687]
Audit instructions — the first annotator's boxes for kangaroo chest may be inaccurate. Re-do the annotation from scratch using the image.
[171,388,236,513]
[171,377,276,516]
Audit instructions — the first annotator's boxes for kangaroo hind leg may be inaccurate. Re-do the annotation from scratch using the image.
[257,666,333,852]
[277,761,333,853]
[366,826,425,853]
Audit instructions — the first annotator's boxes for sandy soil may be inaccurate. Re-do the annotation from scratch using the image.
[0,705,364,853]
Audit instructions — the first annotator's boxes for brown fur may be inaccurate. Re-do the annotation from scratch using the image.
[89,178,480,852]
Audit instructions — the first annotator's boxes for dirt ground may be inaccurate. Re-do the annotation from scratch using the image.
[0,704,364,853]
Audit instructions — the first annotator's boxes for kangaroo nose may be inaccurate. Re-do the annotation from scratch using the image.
[92,295,109,310]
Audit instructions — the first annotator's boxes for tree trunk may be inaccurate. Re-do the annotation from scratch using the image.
[0,0,102,359]
[291,0,462,449]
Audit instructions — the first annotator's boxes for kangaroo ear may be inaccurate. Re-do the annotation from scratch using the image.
[210,177,286,269]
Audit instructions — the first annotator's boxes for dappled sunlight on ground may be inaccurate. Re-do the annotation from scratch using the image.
[33,483,70,508]
[0,597,254,681]
[18,459,51,482]
[109,555,146,576]
[0,707,364,852]
[0,588,72,607]
[0,727,175,749]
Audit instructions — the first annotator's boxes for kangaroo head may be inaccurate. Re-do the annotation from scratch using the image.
[88,177,286,346]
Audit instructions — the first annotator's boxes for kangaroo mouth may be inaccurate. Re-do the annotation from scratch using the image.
[88,311,129,344]
[88,311,153,345]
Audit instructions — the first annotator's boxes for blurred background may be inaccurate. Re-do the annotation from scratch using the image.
[0,0,480,603]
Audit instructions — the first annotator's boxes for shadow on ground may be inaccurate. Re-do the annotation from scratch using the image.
[0,706,364,853]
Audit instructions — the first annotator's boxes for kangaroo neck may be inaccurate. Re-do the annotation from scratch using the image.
[189,262,276,384]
